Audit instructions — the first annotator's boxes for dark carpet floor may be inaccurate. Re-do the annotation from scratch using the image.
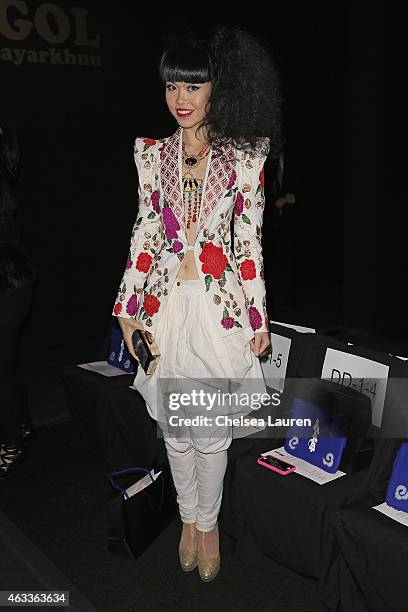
[0,421,322,612]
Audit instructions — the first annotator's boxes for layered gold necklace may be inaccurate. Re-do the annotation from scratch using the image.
[182,141,210,229]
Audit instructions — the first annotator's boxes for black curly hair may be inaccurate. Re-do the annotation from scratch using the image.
[159,25,284,158]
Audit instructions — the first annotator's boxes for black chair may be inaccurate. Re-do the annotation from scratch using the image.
[332,438,408,612]
[221,331,408,609]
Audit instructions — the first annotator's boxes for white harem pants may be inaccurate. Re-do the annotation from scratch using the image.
[133,278,268,531]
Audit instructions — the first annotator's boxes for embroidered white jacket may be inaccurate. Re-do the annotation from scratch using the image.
[112,126,270,338]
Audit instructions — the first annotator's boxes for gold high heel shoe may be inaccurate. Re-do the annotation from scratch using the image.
[179,522,198,572]
[179,548,198,572]
[197,522,220,582]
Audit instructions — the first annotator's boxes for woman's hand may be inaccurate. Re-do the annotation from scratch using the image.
[117,316,145,363]
[250,332,271,358]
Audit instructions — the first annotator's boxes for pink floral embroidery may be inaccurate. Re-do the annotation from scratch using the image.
[126,257,132,270]
[234,192,244,216]
[151,190,160,213]
[249,306,262,331]
[126,293,138,316]
[226,169,237,190]
[162,206,180,239]
[221,316,235,329]
[172,240,183,253]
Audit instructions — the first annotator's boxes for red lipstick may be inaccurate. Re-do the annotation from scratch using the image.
[176,109,194,118]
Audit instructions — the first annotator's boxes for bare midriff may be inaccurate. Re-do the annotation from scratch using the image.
[176,222,200,279]
[176,153,209,280]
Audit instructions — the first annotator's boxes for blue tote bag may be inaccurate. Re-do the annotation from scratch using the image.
[107,322,136,373]
[284,398,348,474]
[386,442,408,512]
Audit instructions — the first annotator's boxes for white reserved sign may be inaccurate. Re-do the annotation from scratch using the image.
[389,353,408,361]
[373,502,408,527]
[125,469,162,499]
[78,361,134,377]
[261,333,291,393]
[321,348,389,428]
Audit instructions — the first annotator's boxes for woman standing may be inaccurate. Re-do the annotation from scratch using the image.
[112,27,282,581]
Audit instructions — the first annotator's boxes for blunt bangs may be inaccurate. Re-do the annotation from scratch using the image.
[159,40,212,84]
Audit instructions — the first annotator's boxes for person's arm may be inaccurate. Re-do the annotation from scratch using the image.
[233,138,270,338]
[112,137,163,320]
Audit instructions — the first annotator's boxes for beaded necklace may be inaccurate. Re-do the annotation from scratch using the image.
[182,141,210,230]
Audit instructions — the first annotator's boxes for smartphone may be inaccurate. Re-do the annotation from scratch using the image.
[257,454,296,475]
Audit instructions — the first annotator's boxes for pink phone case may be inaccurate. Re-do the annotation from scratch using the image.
[257,455,296,475]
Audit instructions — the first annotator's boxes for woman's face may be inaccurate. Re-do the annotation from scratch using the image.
[165,81,211,131]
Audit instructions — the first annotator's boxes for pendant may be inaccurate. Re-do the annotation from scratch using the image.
[308,418,320,453]
[182,170,203,193]
[184,155,199,168]
[183,177,200,192]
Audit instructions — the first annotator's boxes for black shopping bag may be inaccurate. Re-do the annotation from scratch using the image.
[107,463,177,560]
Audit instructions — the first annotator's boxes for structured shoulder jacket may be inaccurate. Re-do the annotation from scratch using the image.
[112,126,270,339]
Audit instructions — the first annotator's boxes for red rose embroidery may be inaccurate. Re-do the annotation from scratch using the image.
[136,252,152,273]
[143,138,156,146]
[113,302,122,315]
[199,243,228,279]
[144,294,160,317]
[240,259,256,280]
[259,166,265,189]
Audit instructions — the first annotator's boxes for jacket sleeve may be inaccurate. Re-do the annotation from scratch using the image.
[112,137,163,319]
[233,138,270,333]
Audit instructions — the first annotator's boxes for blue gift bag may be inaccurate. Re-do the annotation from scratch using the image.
[284,398,348,474]
[107,322,136,373]
[386,442,408,512]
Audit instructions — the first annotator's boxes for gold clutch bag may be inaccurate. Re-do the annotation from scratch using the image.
[131,329,161,375]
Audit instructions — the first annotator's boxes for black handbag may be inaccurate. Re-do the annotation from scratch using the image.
[285,378,374,473]
[107,463,177,560]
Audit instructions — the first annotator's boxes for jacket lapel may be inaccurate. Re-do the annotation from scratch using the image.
[198,142,236,234]
[160,126,237,236]
[160,127,186,233]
